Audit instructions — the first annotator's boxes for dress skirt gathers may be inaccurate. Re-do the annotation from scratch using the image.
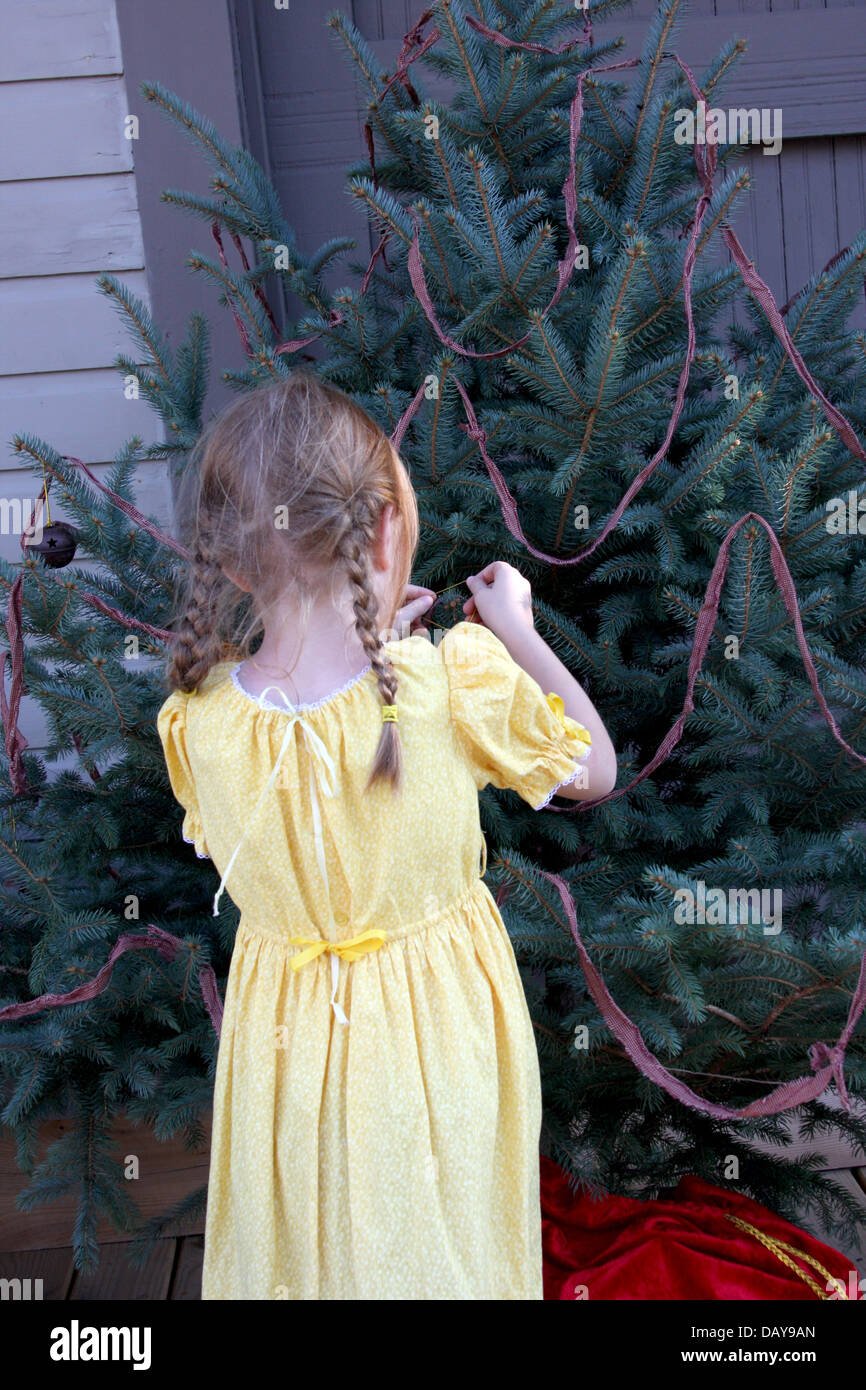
[156,620,592,1300]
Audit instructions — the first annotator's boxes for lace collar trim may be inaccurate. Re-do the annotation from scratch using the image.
[227,661,374,715]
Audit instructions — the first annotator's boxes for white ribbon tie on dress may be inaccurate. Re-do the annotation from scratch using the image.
[211,683,351,1025]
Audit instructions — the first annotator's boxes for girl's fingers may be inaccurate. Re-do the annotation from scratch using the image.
[397,593,435,623]
[473,562,499,585]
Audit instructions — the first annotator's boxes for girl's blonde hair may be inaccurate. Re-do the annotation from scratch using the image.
[166,369,419,790]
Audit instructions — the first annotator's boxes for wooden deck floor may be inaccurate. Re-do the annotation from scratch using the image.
[2,1105,865,1300]
[0,1236,203,1300]
[0,1112,209,1300]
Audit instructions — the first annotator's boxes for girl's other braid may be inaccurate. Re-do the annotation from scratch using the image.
[169,536,225,692]
[341,497,397,703]
[338,495,403,789]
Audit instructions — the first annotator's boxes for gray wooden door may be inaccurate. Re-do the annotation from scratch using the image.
[231,0,866,332]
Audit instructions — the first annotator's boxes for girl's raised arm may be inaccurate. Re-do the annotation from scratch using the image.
[464,562,618,801]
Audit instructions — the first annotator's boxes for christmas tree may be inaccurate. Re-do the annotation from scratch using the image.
[3,0,866,1271]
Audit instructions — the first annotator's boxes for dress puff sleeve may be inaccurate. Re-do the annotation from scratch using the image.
[440,620,593,810]
[156,689,210,859]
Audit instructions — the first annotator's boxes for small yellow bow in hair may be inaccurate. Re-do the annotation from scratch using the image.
[545,692,592,747]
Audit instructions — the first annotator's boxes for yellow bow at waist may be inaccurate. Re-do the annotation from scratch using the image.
[288,928,388,968]
[288,929,388,1025]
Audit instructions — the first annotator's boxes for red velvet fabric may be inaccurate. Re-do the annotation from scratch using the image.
[540,1154,857,1300]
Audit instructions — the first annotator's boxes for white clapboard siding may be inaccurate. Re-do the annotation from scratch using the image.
[1,0,168,756]
[0,175,144,279]
[0,369,161,477]
[0,271,150,376]
[0,77,135,181]
[0,0,122,82]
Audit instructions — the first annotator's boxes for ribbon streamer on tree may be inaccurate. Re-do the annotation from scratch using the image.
[542,867,866,1118]
[407,56,640,362]
[349,9,441,297]
[0,576,27,794]
[0,925,223,1039]
[546,510,866,816]
[211,221,252,357]
[669,51,866,466]
[400,41,866,566]
[465,13,592,55]
[274,309,345,358]
[386,18,866,1114]
[4,859,861,1120]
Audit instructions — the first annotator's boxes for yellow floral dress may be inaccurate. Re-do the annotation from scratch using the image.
[157,619,592,1300]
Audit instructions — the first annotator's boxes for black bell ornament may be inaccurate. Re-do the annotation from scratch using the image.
[25,521,78,568]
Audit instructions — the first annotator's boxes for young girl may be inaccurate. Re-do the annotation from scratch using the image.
[157,370,618,1300]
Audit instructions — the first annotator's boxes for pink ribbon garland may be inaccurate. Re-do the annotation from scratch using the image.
[543,868,866,1117]
[392,24,866,1114]
[77,592,177,644]
[0,925,223,1039]
[465,13,591,56]
[274,309,345,357]
[228,223,282,339]
[668,52,866,464]
[549,511,866,816]
[407,56,640,362]
[391,386,866,1114]
[0,576,27,794]
[391,378,431,453]
[211,221,252,358]
[721,223,866,463]
[376,7,440,107]
[57,456,192,559]
[361,8,444,313]
[401,43,866,564]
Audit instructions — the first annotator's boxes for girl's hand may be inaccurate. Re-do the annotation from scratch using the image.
[462,562,535,643]
[392,584,436,639]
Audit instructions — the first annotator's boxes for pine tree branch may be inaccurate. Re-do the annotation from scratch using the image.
[633,98,674,224]
[624,175,749,344]
[554,248,644,546]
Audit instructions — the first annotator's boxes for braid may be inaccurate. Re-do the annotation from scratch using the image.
[167,534,226,693]
[336,496,402,791]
